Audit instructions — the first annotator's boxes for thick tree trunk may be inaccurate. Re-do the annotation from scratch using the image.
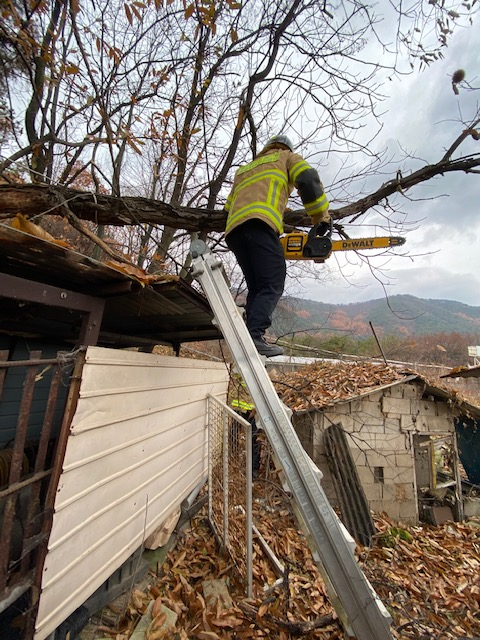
[1,150,478,233]
[0,184,226,231]
[0,184,313,231]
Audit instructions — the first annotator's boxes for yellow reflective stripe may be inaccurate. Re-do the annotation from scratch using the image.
[231,399,255,410]
[229,169,287,211]
[267,178,281,209]
[226,204,283,233]
[290,159,311,183]
[236,151,279,176]
[305,194,329,215]
[227,203,283,227]
[225,193,232,212]
[235,169,287,193]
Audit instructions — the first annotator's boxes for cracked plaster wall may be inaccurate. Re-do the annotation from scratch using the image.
[293,381,455,524]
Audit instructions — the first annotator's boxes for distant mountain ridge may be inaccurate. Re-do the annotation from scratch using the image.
[273,294,480,337]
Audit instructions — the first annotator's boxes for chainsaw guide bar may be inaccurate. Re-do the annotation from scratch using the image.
[280,227,405,262]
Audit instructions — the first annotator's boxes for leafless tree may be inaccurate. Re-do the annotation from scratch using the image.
[0,0,478,277]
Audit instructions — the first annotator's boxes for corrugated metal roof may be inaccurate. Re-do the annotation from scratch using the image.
[0,224,221,347]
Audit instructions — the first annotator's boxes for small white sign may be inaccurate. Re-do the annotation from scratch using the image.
[467,346,480,357]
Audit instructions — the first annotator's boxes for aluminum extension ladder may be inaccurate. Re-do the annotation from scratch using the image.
[190,240,393,640]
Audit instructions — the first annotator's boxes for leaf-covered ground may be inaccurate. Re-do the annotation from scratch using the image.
[86,473,480,640]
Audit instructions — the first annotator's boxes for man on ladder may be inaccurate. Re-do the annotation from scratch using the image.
[189,238,394,640]
[224,134,331,357]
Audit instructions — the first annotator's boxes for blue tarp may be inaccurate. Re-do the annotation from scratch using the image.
[456,417,480,485]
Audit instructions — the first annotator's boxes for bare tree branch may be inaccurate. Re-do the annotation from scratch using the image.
[0,0,478,272]
[0,139,478,233]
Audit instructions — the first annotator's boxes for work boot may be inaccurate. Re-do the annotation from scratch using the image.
[253,338,283,358]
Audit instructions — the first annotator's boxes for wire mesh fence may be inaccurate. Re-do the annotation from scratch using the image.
[207,394,252,596]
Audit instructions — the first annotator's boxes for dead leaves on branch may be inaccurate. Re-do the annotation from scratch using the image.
[103,258,172,285]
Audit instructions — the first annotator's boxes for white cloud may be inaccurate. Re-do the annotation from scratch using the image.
[298,261,480,307]
[297,16,480,308]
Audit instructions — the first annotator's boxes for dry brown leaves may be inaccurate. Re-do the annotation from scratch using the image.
[272,361,405,411]
[114,482,479,640]
[98,474,480,640]
[103,259,176,285]
[137,481,341,640]
[361,514,480,639]
[10,213,70,247]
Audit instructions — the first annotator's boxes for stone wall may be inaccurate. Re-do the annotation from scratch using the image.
[293,380,455,524]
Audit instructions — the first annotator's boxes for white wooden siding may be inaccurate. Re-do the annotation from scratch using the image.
[35,346,228,640]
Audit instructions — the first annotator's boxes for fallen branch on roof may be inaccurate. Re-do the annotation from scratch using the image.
[0,183,312,232]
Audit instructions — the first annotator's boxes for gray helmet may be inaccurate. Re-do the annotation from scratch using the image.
[265,134,294,152]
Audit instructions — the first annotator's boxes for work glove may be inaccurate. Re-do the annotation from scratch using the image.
[311,212,332,237]
[311,210,330,224]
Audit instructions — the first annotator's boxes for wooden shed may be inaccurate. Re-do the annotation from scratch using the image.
[0,224,228,639]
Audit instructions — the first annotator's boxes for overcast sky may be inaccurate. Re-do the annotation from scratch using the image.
[292,15,480,309]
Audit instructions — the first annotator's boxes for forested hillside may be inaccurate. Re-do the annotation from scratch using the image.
[274,295,480,337]
[271,295,480,366]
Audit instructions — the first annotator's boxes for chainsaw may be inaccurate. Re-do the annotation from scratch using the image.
[280,223,406,263]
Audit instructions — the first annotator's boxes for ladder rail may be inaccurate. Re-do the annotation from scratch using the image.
[190,242,392,640]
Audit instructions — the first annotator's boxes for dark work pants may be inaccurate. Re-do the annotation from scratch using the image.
[226,219,286,341]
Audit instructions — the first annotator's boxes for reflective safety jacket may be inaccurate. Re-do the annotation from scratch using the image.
[225,147,329,236]
[231,398,255,412]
